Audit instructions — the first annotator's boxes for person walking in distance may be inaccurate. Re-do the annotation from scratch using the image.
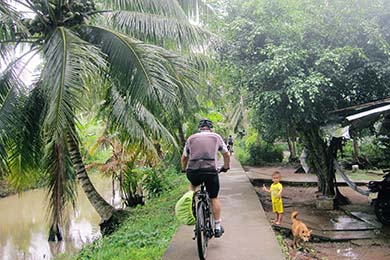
[262,171,284,225]
[181,119,230,237]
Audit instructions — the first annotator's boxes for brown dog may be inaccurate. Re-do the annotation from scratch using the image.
[291,211,312,249]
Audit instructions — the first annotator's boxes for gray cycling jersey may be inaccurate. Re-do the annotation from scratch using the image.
[183,130,228,173]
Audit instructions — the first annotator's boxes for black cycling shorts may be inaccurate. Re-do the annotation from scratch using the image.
[186,172,220,199]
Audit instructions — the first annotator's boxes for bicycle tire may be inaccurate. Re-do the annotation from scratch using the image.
[196,201,208,260]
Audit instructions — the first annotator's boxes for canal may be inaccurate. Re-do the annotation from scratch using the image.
[0,174,119,260]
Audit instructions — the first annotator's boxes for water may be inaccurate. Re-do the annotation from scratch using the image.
[0,175,120,260]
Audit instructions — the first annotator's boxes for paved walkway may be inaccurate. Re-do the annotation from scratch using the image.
[162,156,285,260]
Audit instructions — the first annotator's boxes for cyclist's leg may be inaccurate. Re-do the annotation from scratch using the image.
[201,174,221,217]
[186,171,202,191]
[210,198,221,220]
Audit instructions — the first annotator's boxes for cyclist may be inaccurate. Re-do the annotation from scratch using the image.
[227,135,234,154]
[181,119,230,238]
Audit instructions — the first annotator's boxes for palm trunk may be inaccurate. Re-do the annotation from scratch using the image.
[67,134,115,221]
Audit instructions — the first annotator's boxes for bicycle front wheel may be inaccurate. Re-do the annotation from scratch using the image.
[196,201,208,260]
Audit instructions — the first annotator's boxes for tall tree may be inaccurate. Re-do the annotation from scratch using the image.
[212,0,390,201]
[0,0,209,239]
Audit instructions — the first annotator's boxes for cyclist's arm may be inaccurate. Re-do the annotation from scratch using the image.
[222,151,230,170]
[181,154,188,172]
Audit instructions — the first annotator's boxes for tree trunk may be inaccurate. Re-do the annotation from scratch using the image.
[329,137,350,205]
[67,134,130,235]
[286,125,298,162]
[303,127,335,197]
[67,134,115,221]
[154,142,163,159]
[112,176,115,206]
[353,138,359,163]
[304,128,350,205]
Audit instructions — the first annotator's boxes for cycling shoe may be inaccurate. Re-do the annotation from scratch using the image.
[214,226,224,238]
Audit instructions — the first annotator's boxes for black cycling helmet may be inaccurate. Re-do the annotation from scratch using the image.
[198,119,213,129]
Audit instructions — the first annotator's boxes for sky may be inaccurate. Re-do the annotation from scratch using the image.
[1,1,40,87]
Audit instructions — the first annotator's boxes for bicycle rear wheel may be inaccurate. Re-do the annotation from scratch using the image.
[196,201,208,260]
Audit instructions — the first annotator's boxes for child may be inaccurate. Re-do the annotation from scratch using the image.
[262,171,283,225]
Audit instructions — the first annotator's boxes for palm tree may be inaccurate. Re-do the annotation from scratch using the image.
[0,0,209,240]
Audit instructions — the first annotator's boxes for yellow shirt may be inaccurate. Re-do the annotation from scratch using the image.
[270,182,283,213]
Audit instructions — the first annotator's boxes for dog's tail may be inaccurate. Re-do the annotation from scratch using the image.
[291,211,298,222]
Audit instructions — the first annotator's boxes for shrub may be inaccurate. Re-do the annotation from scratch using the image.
[339,136,390,169]
[123,166,179,207]
[246,141,284,166]
[234,131,284,166]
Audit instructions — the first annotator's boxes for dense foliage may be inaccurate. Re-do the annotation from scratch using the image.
[211,0,390,196]
[215,0,390,132]
[234,130,283,166]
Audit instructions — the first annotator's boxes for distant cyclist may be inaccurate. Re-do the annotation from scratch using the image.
[227,135,234,154]
[181,119,230,237]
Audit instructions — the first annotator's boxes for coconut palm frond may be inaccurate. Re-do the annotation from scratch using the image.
[136,102,178,148]
[108,85,177,153]
[105,10,212,48]
[161,50,198,86]
[159,51,199,114]
[226,96,248,132]
[9,86,46,174]
[44,137,76,233]
[1,45,43,181]
[0,63,22,131]
[188,52,211,72]
[0,57,27,173]
[0,1,29,61]
[39,28,106,224]
[105,0,187,19]
[0,1,28,41]
[229,101,243,131]
[177,0,214,15]
[82,25,178,106]
[41,27,106,139]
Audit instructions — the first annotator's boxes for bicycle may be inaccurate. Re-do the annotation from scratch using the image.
[192,167,227,260]
[192,181,215,260]
[227,144,233,155]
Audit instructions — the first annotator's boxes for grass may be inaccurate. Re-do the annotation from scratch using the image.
[343,169,385,181]
[275,232,290,259]
[61,173,188,260]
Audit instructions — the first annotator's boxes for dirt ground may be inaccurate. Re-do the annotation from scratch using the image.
[247,166,390,260]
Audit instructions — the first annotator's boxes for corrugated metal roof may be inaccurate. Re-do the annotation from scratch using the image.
[346,104,390,122]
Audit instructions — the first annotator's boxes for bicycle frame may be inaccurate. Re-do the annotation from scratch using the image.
[193,183,215,260]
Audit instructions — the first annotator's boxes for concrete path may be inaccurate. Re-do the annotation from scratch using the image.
[162,156,285,260]
[246,165,372,188]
